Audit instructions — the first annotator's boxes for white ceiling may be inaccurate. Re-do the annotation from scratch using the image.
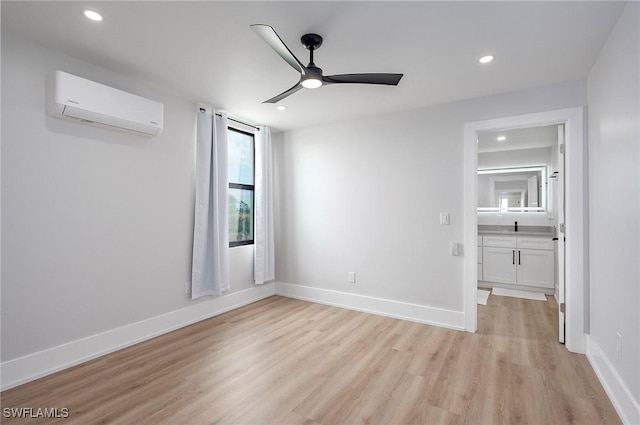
[478,125,558,153]
[1,1,625,131]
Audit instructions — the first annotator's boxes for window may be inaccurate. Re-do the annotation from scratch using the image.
[228,127,254,247]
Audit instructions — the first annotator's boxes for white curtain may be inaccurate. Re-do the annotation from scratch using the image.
[254,125,275,284]
[191,106,230,299]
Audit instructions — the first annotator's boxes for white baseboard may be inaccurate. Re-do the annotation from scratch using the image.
[274,282,465,331]
[586,335,640,425]
[1,283,275,391]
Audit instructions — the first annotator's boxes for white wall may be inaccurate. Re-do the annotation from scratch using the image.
[1,34,257,364]
[273,80,586,317]
[587,1,640,421]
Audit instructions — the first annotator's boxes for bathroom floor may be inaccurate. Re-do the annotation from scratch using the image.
[478,290,557,340]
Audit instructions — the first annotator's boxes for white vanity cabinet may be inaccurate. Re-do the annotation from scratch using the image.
[481,234,554,289]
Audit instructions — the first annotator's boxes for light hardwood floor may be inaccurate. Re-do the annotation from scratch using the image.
[1,295,621,424]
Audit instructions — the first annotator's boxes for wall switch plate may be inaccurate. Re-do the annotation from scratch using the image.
[451,242,460,256]
[440,212,450,225]
[184,281,191,295]
[348,272,356,283]
[616,332,622,358]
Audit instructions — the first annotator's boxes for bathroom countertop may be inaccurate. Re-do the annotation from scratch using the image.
[478,225,556,237]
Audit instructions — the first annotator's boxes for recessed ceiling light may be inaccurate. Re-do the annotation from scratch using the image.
[497,136,506,141]
[479,55,494,64]
[83,10,103,22]
[276,105,287,111]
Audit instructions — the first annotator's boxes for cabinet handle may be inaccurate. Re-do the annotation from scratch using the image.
[518,250,521,265]
[512,250,515,265]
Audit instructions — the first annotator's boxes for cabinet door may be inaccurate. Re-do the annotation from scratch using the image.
[482,247,516,284]
[516,249,554,288]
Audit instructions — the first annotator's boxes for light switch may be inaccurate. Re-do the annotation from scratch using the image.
[451,242,460,256]
[440,212,450,225]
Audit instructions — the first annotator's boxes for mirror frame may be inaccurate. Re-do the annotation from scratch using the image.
[477,166,547,212]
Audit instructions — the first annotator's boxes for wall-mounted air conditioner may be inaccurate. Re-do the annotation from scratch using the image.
[47,71,163,137]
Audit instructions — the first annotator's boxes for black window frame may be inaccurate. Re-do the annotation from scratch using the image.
[228,126,255,248]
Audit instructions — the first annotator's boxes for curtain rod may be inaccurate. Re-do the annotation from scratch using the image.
[198,107,260,131]
[201,110,258,131]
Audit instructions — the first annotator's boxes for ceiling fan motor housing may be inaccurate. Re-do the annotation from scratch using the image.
[306,65,323,76]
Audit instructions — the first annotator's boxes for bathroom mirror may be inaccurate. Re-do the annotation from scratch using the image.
[477,166,547,212]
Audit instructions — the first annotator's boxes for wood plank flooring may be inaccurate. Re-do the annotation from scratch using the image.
[1,295,621,424]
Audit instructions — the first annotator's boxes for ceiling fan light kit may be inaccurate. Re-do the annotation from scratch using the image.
[251,24,404,103]
[301,75,322,89]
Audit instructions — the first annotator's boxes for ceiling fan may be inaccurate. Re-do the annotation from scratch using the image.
[250,24,404,104]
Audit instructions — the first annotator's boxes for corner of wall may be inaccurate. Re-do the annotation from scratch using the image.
[587,336,640,425]
[0,284,275,391]
[274,282,465,331]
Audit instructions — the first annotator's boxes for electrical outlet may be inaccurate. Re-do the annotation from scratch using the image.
[348,272,356,283]
[184,281,191,295]
[616,332,622,358]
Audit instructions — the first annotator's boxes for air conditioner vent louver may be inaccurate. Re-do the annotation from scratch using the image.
[47,71,163,137]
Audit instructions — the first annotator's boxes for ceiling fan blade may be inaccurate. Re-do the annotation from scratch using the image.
[263,83,303,104]
[251,24,306,75]
[322,73,404,86]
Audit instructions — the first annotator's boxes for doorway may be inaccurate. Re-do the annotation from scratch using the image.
[463,108,586,354]
[476,124,563,342]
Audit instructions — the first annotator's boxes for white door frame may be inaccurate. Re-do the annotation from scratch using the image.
[463,107,586,354]
[556,124,566,344]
